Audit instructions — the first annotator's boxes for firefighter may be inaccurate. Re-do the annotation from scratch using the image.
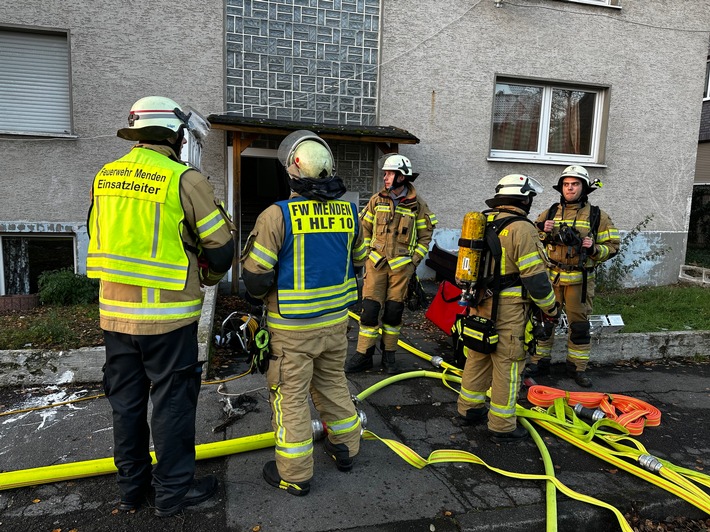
[526,165,620,388]
[454,174,559,442]
[345,154,438,374]
[87,96,235,516]
[241,130,368,496]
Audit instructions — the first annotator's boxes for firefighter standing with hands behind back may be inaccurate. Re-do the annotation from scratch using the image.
[241,130,368,496]
[453,175,559,442]
[525,165,619,388]
[87,96,235,516]
[345,154,438,374]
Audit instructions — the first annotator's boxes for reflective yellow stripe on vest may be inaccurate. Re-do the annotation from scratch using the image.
[98,296,203,321]
[266,308,349,331]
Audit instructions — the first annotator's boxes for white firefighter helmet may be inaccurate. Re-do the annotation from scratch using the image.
[553,165,602,193]
[382,154,413,177]
[554,164,591,192]
[494,174,543,198]
[277,130,334,179]
[118,96,186,141]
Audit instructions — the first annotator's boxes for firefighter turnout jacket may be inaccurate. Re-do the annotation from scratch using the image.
[87,144,235,335]
[361,183,437,271]
[536,202,620,285]
[458,205,557,434]
[241,194,367,329]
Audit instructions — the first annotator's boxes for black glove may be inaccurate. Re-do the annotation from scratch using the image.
[543,302,561,323]
[532,303,560,341]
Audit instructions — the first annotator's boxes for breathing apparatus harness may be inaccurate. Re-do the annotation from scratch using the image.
[544,201,601,302]
[452,209,535,354]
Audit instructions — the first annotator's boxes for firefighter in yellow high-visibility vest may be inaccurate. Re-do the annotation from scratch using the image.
[241,130,368,496]
[87,96,234,516]
[345,154,438,374]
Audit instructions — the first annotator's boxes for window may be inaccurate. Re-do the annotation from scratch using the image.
[704,60,710,100]
[0,235,75,295]
[490,77,608,164]
[0,29,72,136]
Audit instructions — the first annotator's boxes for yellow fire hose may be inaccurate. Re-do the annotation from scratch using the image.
[0,431,276,491]
[356,370,629,532]
[1,319,708,531]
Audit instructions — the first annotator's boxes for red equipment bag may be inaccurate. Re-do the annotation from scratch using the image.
[425,280,465,335]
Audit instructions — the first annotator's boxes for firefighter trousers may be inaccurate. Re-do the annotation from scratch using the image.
[457,301,527,433]
[102,323,202,508]
[532,281,594,371]
[266,321,361,482]
[356,260,413,353]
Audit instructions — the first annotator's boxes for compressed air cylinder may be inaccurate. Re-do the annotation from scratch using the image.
[455,211,486,285]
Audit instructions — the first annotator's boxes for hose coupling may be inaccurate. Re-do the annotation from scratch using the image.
[573,403,605,422]
[311,419,327,441]
[639,454,663,473]
[357,409,368,430]
[430,356,443,368]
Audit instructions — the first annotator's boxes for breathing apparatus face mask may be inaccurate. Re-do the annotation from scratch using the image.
[555,223,582,247]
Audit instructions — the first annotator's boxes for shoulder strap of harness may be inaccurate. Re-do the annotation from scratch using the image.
[482,209,534,322]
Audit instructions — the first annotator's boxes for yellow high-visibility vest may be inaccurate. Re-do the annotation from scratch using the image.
[87,147,189,290]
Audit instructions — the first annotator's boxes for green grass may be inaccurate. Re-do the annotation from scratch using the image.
[595,284,710,333]
[0,304,102,350]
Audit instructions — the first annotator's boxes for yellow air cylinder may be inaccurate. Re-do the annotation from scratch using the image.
[455,212,486,285]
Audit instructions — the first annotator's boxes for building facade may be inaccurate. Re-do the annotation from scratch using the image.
[0,0,226,295]
[2,0,709,296]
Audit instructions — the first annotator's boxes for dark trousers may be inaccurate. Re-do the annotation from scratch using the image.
[103,323,202,506]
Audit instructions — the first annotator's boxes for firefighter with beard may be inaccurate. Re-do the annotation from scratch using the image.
[241,130,367,496]
[525,165,620,388]
[345,154,438,374]
[453,174,559,442]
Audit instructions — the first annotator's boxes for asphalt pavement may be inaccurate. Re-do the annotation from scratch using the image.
[1,291,709,532]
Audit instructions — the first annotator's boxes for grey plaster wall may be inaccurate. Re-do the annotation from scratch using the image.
[378,0,710,286]
[0,1,227,227]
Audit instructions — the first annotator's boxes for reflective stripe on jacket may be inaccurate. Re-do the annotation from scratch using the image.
[361,183,437,270]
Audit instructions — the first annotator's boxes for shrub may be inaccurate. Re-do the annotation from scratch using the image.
[595,215,670,293]
[38,269,99,305]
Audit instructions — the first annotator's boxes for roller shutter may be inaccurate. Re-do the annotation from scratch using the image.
[0,30,72,135]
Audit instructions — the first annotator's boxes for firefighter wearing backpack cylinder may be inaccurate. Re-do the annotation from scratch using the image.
[345,154,438,374]
[526,165,620,388]
[453,174,559,442]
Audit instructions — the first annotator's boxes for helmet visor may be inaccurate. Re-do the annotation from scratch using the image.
[184,107,211,143]
[521,176,543,196]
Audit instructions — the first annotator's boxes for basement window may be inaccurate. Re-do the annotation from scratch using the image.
[0,235,75,295]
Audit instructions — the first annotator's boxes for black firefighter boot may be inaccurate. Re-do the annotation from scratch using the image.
[381,350,409,375]
[345,346,376,373]
[524,358,551,378]
[566,361,592,388]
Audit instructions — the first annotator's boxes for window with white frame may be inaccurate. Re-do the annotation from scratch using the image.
[490,77,608,165]
[0,28,73,136]
[704,59,710,100]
